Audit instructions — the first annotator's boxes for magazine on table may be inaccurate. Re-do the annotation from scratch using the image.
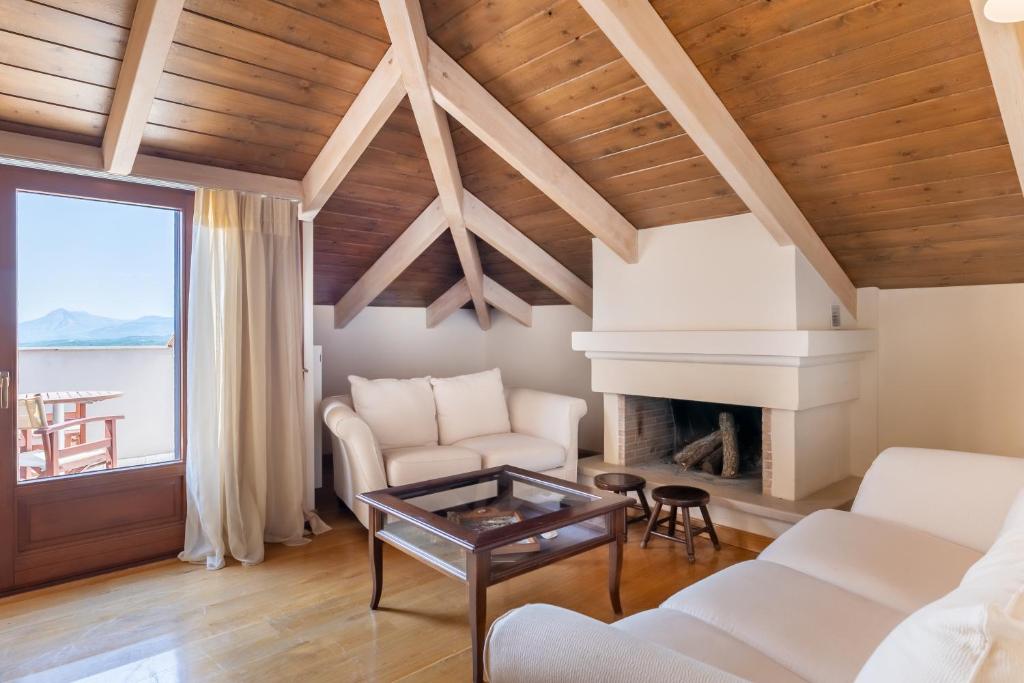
[447,507,541,556]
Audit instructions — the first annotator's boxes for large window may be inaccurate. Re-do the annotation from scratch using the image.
[14,191,184,481]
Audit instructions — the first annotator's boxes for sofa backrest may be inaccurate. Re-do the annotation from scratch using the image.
[852,447,1024,552]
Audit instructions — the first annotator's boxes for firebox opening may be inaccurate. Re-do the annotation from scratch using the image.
[668,399,762,478]
[618,394,764,485]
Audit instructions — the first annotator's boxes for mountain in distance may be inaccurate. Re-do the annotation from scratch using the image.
[18,309,174,347]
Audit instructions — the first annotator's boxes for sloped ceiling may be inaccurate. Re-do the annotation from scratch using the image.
[1,0,1022,304]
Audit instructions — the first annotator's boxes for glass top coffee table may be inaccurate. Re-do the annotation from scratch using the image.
[357,465,630,683]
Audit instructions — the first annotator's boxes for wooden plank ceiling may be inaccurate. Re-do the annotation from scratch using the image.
[1,0,1022,305]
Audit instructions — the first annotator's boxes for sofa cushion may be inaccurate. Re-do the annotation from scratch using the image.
[851,447,1024,552]
[349,375,437,450]
[760,509,982,614]
[382,445,480,486]
[855,490,1024,682]
[430,369,511,445]
[453,433,565,471]
[661,560,904,683]
[614,609,806,683]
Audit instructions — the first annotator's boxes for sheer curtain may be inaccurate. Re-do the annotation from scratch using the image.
[180,188,321,570]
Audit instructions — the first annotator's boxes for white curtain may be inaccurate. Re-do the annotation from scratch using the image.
[179,188,323,570]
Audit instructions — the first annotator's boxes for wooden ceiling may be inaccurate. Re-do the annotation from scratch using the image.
[1,0,1022,306]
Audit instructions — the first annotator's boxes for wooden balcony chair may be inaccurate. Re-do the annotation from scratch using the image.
[17,394,123,480]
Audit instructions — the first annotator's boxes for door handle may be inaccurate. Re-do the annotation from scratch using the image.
[0,371,9,410]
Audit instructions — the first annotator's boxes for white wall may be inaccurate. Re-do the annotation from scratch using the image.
[314,304,602,451]
[18,347,176,459]
[592,214,851,331]
[875,283,1024,459]
[484,306,601,451]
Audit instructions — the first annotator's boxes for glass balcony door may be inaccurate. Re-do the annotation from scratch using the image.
[0,166,191,592]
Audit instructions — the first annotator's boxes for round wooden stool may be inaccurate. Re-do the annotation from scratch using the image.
[593,473,651,541]
[640,485,721,562]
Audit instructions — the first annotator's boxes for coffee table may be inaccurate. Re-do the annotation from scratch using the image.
[357,465,629,682]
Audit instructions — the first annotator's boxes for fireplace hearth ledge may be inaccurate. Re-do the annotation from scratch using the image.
[578,454,860,537]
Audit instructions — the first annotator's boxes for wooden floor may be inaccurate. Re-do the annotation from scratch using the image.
[0,494,756,682]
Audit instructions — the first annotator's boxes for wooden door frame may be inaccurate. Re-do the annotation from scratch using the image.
[0,165,193,593]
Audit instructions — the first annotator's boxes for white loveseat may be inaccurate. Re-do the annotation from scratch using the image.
[485,447,1024,682]
[322,369,587,527]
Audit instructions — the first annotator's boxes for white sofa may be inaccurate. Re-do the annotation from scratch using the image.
[485,447,1024,682]
[322,370,587,528]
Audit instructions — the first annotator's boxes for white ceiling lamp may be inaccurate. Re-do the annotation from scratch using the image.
[984,0,1024,23]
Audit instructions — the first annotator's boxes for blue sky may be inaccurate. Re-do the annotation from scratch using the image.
[16,191,178,322]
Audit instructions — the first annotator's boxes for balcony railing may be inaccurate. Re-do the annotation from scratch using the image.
[17,346,177,479]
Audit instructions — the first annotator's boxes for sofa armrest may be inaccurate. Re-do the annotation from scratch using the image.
[852,447,1024,552]
[485,604,747,683]
[505,387,587,453]
[321,396,388,528]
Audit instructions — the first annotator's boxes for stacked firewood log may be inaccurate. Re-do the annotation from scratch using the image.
[671,412,740,478]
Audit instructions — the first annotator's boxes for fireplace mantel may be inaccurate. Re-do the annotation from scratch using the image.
[572,330,876,367]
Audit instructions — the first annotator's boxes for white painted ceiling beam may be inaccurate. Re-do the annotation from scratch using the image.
[426,41,639,264]
[334,197,447,327]
[426,278,471,328]
[970,0,1024,195]
[0,129,303,199]
[425,276,533,328]
[464,190,593,315]
[483,276,532,327]
[380,0,490,329]
[578,0,857,315]
[300,48,405,220]
[102,0,185,174]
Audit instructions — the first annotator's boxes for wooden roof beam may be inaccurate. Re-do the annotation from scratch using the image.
[425,276,533,328]
[463,191,593,315]
[578,0,857,316]
[380,0,490,330]
[334,197,447,327]
[103,0,185,174]
[483,276,532,327]
[300,48,405,220]
[0,130,303,199]
[426,41,639,264]
[426,278,471,328]
[970,0,1024,195]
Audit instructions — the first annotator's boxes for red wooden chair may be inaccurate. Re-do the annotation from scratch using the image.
[17,395,123,480]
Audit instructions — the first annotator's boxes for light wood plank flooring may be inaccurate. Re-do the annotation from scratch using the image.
[0,497,756,682]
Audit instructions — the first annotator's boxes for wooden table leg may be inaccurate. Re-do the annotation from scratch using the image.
[467,551,490,683]
[609,508,624,615]
[369,508,384,610]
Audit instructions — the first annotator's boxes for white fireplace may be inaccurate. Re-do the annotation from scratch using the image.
[573,329,874,500]
[572,214,878,535]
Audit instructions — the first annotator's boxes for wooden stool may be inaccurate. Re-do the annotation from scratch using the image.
[593,472,651,541]
[640,485,721,562]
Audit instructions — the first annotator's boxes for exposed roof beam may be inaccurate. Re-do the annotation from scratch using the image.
[425,276,533,328]
[426,278,471,328]
[464,190,593,315]
[970,0,1024,194]
[300,48,405,220]
[0,130,303,199]
[334,197,447,327]
[426,41,639,264]
[578,0,857,315]
[380,0,490,329]
[483,276,532,327]
[103,0,185,174]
